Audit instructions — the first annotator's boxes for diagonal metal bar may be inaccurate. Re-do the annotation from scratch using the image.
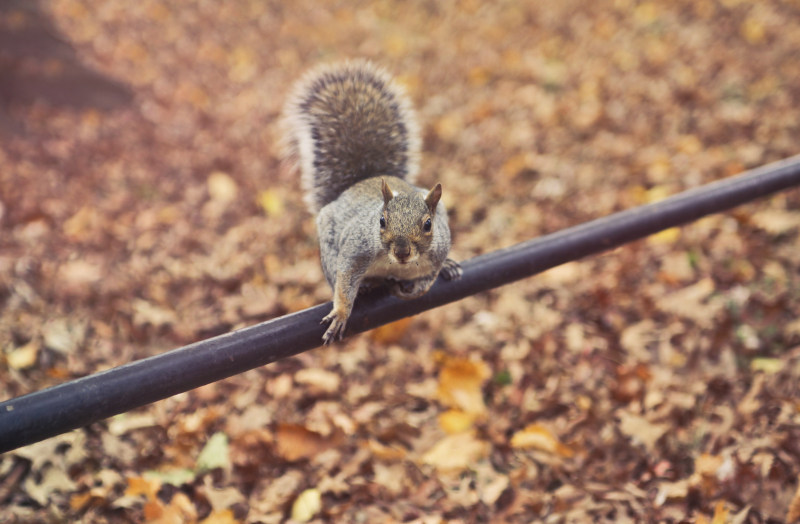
[1,154,799,453]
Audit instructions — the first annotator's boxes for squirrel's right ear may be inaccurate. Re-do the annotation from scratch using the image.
[381,178,394,205]
[425,183,442,212]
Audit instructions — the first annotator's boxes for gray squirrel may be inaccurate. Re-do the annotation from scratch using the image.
[281,60,462,344]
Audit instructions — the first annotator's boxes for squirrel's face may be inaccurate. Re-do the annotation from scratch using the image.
[379,180,441,265]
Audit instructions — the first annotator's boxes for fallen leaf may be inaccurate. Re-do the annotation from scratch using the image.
[617,411,669,451]
[510,424,574,458]
[291,488,322,523]
[436,355,490,415]
[367,439,407,461]
[69,491,95,511]
[711,500,729,524]
[295,368,341,394]
[749,209,800,235]
[144,499,164,521]
[63,206,102,240]
[654,479,689,506]
[479,474,510,506]
[741,16,765,44]
[125,475,161,499]
[373,463,406,494]
[250,470,304,515]
[656,278,723,328]
[145,468,195,487]
[109,413,158,436]
[731,505,752,524]
[59,259,103,286]
[155,491,197,524]
[131,299,176,328]
[787,477,800,523]
[438,409,477,434]
[370,317,413,344]
[750,358,783,374]
[24,467,77,505]
[42,318,86,354]
[737,373,765,417]
[648,227,681,245]
[197,432,230,473]
[257,189,285,217]
[7,339,39,369]
[200,509,239,524]
[275,423,339,462]
[203,476,245,512]
[420,431,489,471]
[208,171,238,203]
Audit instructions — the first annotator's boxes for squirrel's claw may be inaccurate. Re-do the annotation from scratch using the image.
[391,279,419,298]
[440,258,463,281]
[321,310,347,345]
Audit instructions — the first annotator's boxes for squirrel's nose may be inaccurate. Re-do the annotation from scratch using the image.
[394,241,411,262]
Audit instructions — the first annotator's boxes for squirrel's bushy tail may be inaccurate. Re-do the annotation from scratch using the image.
[281,59,421,213]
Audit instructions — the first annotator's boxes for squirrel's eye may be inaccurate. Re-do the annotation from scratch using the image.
[423,218,432,232]
[380,216,386,229]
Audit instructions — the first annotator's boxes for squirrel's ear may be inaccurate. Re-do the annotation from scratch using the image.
[425,183,442,212]
[381,178,394,205]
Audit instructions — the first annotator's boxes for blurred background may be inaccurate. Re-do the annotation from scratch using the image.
[1,1,799,522]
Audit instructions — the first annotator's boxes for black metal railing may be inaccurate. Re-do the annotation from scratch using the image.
[1,154,799,454]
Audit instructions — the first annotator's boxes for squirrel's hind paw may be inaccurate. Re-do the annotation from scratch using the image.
[440,258,463,281]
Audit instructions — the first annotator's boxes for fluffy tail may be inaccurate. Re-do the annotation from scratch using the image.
[281,59,421,213]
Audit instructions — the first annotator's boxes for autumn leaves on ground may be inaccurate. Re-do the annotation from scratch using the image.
[1,1,800,523]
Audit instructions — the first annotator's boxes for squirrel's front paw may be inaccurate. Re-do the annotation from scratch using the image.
[394,279,416,295]
[390,279,424,299]
[440,258,462,281]
[321,309,348,344]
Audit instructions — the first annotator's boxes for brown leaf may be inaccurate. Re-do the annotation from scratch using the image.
[274,423,340,462]
[202,477,245,512]
[420,431,489,471]
[294,368,341,394]
[787,476,800,523]
[617,411,669,452]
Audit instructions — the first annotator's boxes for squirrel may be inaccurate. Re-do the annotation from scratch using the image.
[281,59,462,344]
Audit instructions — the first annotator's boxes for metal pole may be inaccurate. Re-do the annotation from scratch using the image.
[1,154,799,453]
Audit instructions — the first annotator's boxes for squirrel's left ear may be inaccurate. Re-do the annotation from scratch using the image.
[425,183,442,213]
[381,178,394,205]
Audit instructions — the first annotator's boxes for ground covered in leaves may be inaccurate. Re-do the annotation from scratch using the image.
[2,1,800,522]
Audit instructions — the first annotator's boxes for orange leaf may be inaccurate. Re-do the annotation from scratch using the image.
[69,492,94,511]
[200,509,239,524]
[436,356,490,415]
[143,500,164,520]
[125,475,161,499]
[438,409,477,434]
[367,439,407,461]
[370,317,413,344]
[510,424,574,458]
[711,501,729,524]
[275,423,340,462]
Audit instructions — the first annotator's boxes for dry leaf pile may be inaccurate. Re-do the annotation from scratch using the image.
[1,1,799,522]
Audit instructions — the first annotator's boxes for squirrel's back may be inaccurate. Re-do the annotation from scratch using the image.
[281,60,421,213]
